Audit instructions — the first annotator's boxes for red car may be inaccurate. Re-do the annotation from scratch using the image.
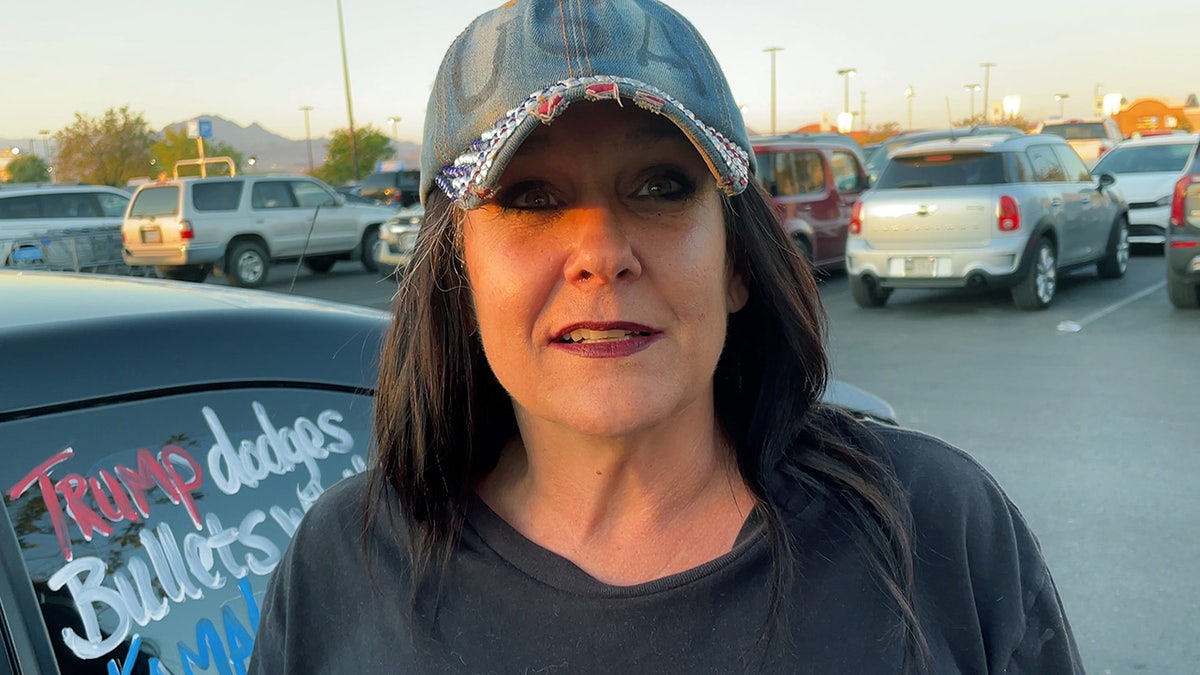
[752,135,870,271]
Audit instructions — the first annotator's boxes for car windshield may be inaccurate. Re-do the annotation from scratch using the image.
[874,151,1006,188]
[1041,123,1107,140]
[1092,142,1195,173]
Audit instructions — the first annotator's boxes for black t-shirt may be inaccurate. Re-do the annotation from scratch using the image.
[249,423,1084,674]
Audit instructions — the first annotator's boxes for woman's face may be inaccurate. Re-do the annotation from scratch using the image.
[461,104,747,438]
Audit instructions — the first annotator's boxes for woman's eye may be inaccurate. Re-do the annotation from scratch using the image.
[506,184,559,209]
[636,173,692,200]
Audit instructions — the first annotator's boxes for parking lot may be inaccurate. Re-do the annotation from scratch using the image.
[219,250,1196,674]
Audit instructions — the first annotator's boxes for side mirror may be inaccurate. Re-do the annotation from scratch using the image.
[1097,173,1116,190]
[332,193,346,206]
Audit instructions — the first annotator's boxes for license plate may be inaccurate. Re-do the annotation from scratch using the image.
[905,257,938,277]
[141,228,161,244]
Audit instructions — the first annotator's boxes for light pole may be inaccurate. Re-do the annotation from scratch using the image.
[1094,83,1103,116]
[387,116,401,144]
[299,105,315,174]
[336,0,360,181]
[904,85,915,130]
[963,84,981,121]
[980,62,996,122]
[37,129,52,183]
[836,68,856,116]
[764,47,783,135]
[1055,93,1070,118]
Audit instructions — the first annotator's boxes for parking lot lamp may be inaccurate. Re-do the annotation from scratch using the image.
[387,116,401,144]
[837,68,856,115]
[299,106,314,174]
[38,129,52,183]
[764,47,784,135]
[904,85,915,130]
[963,84,981,120]
[980,62,996,121]
[336,0,360,181]
[1055,93,1070,118]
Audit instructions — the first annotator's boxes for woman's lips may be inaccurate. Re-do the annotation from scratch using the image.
[550,322,661,357]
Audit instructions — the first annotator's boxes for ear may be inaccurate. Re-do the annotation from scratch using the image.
[726,270,749,313]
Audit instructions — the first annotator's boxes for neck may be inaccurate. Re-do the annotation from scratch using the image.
[475,403,755,584]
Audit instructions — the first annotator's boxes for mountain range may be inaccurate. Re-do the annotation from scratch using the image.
[1,114,422,176]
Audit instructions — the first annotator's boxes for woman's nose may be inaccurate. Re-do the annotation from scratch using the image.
[562,205,643,284]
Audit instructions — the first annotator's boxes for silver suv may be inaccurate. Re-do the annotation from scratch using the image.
[847,134,1129,310]
[0,184,130,270]
[122,174,397,287]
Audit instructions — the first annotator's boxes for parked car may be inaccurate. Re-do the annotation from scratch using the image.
[0,270,898,675]
[864,125,1027,185]
[752,136,870,270]
[846,134,1129,310]
[1089,133,1200,245]
[375,204,424,279]
[1034,117,1124,167]
[0,183,130,269]
[359,169,421,207]
[122,174,397,287]
[1166,167,1200,308]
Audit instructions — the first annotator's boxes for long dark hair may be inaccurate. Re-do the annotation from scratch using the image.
[370,181,931,671]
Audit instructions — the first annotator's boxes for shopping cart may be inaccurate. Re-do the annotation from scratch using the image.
[1,226,153,276]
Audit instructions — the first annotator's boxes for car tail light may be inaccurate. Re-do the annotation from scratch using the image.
[998,195,1020,232]
[180,220,194,240]
[1170,175,1197,228]
[849,201,863,235]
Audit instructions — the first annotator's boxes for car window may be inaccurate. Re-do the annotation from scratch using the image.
[129,186,180,217]
[1025,145,1067,182]
[1051,146,1093,182]
[0,387,373,674]
[251,181,297,209]
[1040,123,1108,140]
[1005,151,1034,183]
[1092,143,1195,174]
[874,151,1005,188]
[830,151,864,192]
[755,150,825,197]
[43,192,103,218]
[360,172,395,191]
[291,181,336,208]
[192,181,244,211]
[96,192,130,218]
[0,195,41,219]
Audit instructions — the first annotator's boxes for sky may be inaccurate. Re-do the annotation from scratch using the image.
[3,0,1196,146]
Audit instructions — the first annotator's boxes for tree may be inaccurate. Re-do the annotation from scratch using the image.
[150,127,244,179]
[55,106,154,186]
[315,125,395,186]
[5,154,51,183]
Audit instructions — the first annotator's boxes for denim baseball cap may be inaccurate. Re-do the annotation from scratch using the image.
[421,0,755,209]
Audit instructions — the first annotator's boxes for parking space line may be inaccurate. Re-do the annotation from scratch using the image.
[1057,281,1166,333]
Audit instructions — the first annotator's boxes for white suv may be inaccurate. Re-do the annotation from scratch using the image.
[122,175,397,286]
[0,184,131,270]
[1035,117,1124,167]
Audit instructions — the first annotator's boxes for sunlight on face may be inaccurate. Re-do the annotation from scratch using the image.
[461,103,748,440]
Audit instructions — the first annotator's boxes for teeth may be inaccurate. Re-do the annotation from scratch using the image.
[561,328,646,343]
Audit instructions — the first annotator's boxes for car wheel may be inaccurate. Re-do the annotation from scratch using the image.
[156,265,210,283]
[226,241,269,288]
[1166,273,1200,309]
[303,255,337,274]
[849,274,892,308]
[1096,216,1129,279]
[1012,239,1057,310]
[360,227,380,273]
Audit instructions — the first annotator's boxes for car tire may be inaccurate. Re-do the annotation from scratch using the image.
[226,241,269,288]
[156,265,210,283]
[360,227,380,273]
[849,274,892,308]
[1012,238,1057,310]
[303,256,337,274]
[1166,273,1200,309]
[1096,216,1129,279]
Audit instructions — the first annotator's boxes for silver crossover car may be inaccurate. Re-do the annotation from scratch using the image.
[847,134,1129,310]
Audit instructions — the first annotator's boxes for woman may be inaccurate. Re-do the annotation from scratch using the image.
[250,1,1084,673]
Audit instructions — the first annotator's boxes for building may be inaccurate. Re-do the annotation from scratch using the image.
[1113,95,1200,137]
